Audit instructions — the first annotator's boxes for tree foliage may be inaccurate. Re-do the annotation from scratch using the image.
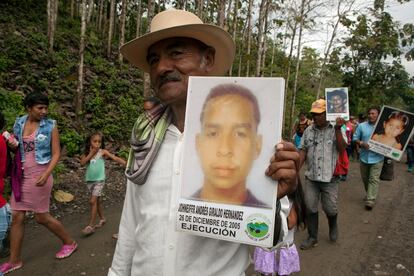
[1,0,413,145]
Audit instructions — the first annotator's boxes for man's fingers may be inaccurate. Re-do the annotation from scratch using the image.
[266,160,296,176]
[276,141,296,152]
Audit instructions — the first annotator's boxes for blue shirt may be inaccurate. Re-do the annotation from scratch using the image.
[353,121,384,164]
[13,115,56,164]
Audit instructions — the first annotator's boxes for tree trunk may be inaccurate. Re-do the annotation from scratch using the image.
[269,32,277,77]
[107,0,115,58]
[136,0,142,37]
[70,0,75,18]
[288,0,306,139]
[255,0,266,77]
[217,0,225,28]
[237,20,247,77]
[87,0,94,24]
[245,0,253,76]
[119,0,127,62]
[143,0,155,98]
[76,0,88,118]
[260,0,270,76]
[47,0,58,53]
[282,9,298,136]
[98,0,104,31]
[102,0,108,36]
[225,0,232,30]
[228,0,237,76]
[196,0,203,20]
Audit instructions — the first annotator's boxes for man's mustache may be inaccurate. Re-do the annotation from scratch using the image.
[158,72,182,87]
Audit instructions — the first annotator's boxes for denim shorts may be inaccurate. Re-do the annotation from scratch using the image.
[0,203,11,251]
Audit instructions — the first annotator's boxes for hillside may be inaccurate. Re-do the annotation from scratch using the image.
[0,0,144,157]
[0,0,144,211]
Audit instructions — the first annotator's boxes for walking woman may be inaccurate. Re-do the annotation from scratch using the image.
[0,92,77,274]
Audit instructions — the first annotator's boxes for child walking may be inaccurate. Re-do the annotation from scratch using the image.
[372,111,409,150]
[253,182,306,276]
[80,132,126,236]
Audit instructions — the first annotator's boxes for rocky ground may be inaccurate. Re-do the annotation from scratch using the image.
[2,158,413,276]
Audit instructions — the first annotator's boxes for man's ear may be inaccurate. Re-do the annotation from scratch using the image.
[202,47,215,73]
[255,135,263,159]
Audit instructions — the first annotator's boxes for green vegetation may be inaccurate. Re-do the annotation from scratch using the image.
[0,0,144,157]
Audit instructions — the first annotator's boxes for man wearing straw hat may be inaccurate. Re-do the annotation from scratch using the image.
[109,9,300,276]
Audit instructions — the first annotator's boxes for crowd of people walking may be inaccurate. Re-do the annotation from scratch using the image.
[0,8,413,276]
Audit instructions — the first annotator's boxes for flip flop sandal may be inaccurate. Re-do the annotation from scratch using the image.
[81,225,95,236]
[95,219,107,228]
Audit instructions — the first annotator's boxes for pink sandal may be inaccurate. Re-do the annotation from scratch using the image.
[81,225,95,236]
[56,242,78,259]
[95,219,106,228]
[0,262,23,274]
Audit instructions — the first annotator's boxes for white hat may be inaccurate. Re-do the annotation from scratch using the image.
[120,9,235,76]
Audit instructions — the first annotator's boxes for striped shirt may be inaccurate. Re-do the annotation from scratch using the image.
[300,124,346,182]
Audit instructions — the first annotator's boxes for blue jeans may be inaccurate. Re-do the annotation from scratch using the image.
[0,204,11,251]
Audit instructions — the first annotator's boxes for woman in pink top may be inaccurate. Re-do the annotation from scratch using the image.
[0,93,77,274]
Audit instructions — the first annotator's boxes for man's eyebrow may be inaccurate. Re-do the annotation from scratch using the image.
[234,123,252,129]
[203,123,220,129]
[165,41,187,51]
[147,41,188,63]
[202,123,253,129]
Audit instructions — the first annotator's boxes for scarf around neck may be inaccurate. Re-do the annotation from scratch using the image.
[125,103,172,185]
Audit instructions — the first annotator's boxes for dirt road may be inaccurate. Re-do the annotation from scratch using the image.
[2,159,413,276]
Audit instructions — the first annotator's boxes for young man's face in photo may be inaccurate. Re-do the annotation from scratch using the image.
[196,94,262,191]
[331,95,344,109]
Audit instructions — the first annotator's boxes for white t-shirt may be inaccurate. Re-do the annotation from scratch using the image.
[108,125,251,276]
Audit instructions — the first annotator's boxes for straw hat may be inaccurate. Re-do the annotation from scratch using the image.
[120,9,235,76]
[310,99,327,113]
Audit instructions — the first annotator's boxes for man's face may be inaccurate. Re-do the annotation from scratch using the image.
[196,94,262,190]
[331,95,344,109]
[368,109,379,124]
[147,37,214,106]
[311,112,328,128]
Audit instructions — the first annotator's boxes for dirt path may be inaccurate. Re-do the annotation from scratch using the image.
[2,159,413,276]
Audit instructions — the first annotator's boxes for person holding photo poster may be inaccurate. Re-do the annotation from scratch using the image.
[193,83,266,207]
[298,99,347,250]
[371,111,409,150]
[109,9,300,276]
[353,107,384,210]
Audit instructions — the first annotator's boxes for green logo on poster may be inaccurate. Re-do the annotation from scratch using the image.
[391,152,400,158]
[245,214,271,241]
[247,222,269,238]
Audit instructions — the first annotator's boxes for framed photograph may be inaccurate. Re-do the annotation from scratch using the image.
[176,77,285,247]
[325,87,349,122]
[368,106,414,160]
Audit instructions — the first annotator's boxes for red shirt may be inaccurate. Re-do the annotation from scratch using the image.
[0,136,7,208]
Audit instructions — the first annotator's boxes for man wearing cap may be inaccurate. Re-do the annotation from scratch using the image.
[298,99,347,250]
[109,9,300,276]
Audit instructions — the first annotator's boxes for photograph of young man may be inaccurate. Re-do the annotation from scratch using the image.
[193,83,267,207]
[327,89,347,113]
